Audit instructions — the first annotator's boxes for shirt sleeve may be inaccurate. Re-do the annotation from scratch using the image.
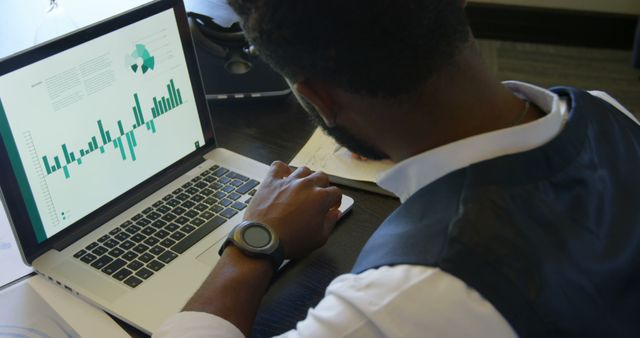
[154,266,516,338]
[153,311,244,338]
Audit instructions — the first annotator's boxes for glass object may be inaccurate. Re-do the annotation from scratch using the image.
[34,0,78,45]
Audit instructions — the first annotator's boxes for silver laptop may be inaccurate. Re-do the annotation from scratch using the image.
[0,0,353,333]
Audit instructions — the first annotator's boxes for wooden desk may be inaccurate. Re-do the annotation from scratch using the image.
[467,1,640,67]
[470,0,640,16]
[635,20,640,69]
[209,97,400,337]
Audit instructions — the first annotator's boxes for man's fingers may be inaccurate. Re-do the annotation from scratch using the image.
[305,171,331,187]
[350,153,368,161]
[268,161,292,179]
[321,186,342,210]
[289,166,313,179]
[322,208,341,238]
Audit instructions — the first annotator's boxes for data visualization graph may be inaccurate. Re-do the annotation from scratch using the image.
[41,79,185,179]
[0,8,206,241]
[127,44,155,74]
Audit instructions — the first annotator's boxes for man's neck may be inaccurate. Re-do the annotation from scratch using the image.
[381,43,546,162]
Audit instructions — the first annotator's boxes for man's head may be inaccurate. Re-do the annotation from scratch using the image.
[228,0,471,159]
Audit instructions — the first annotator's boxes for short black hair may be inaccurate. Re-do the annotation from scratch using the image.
[228,0,470,98]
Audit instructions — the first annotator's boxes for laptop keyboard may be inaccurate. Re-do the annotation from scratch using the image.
[72,165,259,288]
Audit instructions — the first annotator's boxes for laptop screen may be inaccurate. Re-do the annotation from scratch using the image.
[0,7,206,243]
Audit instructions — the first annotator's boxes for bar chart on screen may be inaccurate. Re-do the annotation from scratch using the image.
[0,9,205,241]
[0,73,198,237]
[10,73,197,234]
[39,79,185,179]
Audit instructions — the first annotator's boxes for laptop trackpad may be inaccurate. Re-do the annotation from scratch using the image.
[195,238,226,267]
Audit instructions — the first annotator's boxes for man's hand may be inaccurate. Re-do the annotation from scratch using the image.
[244,161,342,259]
[181,161,342,337]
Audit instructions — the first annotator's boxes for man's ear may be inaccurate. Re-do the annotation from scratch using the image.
[292,80,337,127]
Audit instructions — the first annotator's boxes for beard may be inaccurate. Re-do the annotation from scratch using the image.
[297,95,389,161]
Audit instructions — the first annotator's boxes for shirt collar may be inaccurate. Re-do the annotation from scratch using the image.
[377,81,568,203]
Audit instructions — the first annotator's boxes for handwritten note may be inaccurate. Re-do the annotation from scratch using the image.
[290,128,394,183]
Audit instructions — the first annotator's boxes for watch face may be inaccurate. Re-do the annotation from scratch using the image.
[242,225,272,248]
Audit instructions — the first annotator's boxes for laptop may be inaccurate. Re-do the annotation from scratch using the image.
[0,0,354,333]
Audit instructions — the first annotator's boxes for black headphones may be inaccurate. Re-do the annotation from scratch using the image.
[187,12,258,75]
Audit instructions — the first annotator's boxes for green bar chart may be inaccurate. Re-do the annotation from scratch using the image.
[41,79,185,179]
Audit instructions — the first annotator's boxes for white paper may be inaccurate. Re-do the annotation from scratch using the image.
[0,204,33,287]
[0,276,130,338]
[28,276,130,338]
[0,277,80,337]
[290,128,394,182]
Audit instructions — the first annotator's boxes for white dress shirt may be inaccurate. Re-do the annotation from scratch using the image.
[154,82,637,338]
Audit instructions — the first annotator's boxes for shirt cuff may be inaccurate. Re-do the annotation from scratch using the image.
[153,311,245,338]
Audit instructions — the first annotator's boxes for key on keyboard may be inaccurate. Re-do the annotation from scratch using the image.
[74,165,259,288]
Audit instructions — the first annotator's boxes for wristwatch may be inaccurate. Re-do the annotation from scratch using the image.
[218,221,285,270]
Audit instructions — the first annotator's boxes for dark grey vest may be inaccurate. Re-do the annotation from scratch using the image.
[352,88,640,338]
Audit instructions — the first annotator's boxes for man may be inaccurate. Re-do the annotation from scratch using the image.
[156,0,640,337]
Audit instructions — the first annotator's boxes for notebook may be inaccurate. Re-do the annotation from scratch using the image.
[0,0,353,333]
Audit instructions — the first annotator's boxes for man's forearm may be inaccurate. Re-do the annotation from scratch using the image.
[183,246,274,337]
[181,162,341,336]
